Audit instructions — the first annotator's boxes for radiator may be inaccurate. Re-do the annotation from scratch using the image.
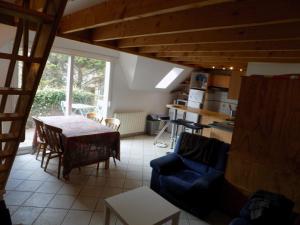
[114,111,147,136]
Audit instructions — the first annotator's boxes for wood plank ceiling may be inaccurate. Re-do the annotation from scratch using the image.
[8,0,300,71]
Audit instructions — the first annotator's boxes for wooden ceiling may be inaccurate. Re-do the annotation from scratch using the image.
[5,0,300,70]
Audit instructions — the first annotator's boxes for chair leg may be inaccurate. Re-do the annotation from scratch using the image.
[96,162,100,170]
[41,144,47,168]
[44,152,52,172]
[57,156,61,179]
[35,143,41,159]
[113,157,116,166]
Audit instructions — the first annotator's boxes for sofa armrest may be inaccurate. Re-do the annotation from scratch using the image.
[150,153,184,174]
[191,170,224,190]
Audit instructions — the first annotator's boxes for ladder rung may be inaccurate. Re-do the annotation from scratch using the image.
[0,134,19,141]
[0,1,54,24]
[0,88,31,95]
[0,52,42,63]
[0,113,24,121]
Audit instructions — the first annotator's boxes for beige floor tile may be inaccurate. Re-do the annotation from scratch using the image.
[9,170,34,180]
[36,181,64,194]
[71,196,98,211]
[79,186,104,197]
[89,211,117,225]
[126,171,142,180]
[57,184,82,195]
[7,205,19,216]
[61,210,92,225]
[5,179,24,191]
[33,208,68,225]
[105,178,125,188]
[23,193,54,207]
[15,180,43,192]
[124,179,142,189]
[11,206,43,225]
[4,191,32,205]
[94,198,105,211]
[28,171,52,181]
[86,176,107,187]
[99,187,123,198]
[47,195,76,209]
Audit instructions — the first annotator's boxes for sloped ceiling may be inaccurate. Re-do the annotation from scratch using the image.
[119,52,192,92]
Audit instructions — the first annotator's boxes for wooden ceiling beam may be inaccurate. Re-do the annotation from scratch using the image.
[118,22,300,48]
[139,40,300,53]
[0,0,53,23]
[92,0,300,41]
[60,0,232,34]
[171,57,300,63]
[186,62,247,69]
[156,51,300,58]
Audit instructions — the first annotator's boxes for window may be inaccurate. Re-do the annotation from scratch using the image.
[155,67,184,89]
[19,51,111,149]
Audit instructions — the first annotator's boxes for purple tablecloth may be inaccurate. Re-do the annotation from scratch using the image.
[36,116,120,177]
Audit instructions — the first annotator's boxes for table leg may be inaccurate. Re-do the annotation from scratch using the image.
[105,159,110,169]
[171,212,180,225]
[104,205,111,225]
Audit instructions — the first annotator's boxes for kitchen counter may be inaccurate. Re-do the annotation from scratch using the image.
[166,104,230,120]
[209,121,234,132]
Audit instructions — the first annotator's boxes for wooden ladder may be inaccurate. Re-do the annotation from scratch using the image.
[0,0,67,199]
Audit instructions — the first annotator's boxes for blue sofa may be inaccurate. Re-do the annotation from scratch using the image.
[150,132,229,217]
[229,190,295,225]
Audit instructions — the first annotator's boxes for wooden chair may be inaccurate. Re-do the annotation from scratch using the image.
[104,118,121,131]
[103,118,120,167]
[32,117,48,168]
[43,124,64,179]
[87,112,103,123]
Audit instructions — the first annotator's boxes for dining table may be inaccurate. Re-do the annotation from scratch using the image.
[33,115,120,178]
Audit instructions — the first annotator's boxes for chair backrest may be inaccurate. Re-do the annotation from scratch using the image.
[44,124,64,154]
[104,118,121,131]
[174,132,229,171]
[87,112,103,123]
[32,116,46,143]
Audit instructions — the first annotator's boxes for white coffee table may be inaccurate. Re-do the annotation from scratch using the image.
[104,186,180,225]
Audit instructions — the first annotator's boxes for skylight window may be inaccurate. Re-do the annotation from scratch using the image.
[155,67,184,89]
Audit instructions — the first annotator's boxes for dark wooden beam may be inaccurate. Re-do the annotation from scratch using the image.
[156,51,300,58]
[118,22,300,48]
[139,40,300,53]
[60,0,232,34]
[171,56,300,63]
[92,0,300,41]
[0,0,53,23]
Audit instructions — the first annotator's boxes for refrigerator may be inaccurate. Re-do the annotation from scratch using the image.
[186,88,205,123]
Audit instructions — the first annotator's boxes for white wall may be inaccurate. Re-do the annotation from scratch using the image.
[247,62,300,76]
[0,25,192,118]
[109,61,172,116]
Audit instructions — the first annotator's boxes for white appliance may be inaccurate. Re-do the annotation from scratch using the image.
[186,88,205,123]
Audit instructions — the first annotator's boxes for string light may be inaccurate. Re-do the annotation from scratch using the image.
[222,67,226,70]
[239,68,243,72]
[229,66,234,70]
[212,66,215,69]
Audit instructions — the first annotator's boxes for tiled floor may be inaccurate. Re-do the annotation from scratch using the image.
[5,135,232,225]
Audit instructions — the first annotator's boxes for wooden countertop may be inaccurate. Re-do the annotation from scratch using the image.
[166,104,230,120]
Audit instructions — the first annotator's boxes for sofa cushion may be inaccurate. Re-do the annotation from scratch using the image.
[159,169,202,196]
[181,157,208,174]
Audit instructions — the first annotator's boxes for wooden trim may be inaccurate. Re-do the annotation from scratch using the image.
[156,51,300,58]
[118,22,300,48]
[60,0,232,34]
[0,0,53,23]
[139,40,300,53]
[0,52,42,62]
[92,1,300,41]
[172,56,300,63]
